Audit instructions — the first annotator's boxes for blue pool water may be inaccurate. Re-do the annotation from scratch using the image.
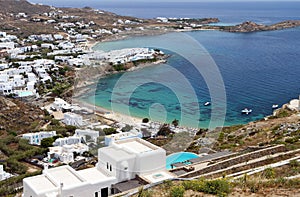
[166,152,199,170]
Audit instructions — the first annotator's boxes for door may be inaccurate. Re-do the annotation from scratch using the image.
[101,187,108,197]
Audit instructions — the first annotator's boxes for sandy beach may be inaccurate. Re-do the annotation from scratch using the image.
[73,97,144,126]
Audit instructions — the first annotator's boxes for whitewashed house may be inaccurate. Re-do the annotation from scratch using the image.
[41,43,56,50]
[52,98,71,111]
[48,146,74,164]
[0,32,7,37]
[0,73,8,82]
[104,131,143,146]
[23,138,170,197]
[75,129,99,143]
[0,42,15,50]
[53,136,81,147]
[63,112,83,127]
[48,143,88,164]
[53,34,64,40]
[22,131,57,146]
[13,75,25,87]
[0,165,13,181]
[27,73,37,82]
[0,63,9,70]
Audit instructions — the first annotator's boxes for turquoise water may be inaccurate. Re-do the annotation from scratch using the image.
[81,27,300,128]
[166,152,199,170]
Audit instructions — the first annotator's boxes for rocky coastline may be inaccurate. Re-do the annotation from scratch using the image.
[215,20,300,33]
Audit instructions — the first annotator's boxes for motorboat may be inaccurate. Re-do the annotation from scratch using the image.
[241,108,252,114]
[204,102,211,106]
[272,104,279,109]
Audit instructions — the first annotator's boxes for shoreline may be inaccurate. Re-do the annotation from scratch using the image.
[73,98,144,126]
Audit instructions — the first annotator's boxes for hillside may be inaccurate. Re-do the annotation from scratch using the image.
[0,96,46,136]
[0,0,161,38]
[0,0,51,14]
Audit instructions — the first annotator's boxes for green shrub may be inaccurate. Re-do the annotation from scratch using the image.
[289,159,300,168]
[142,118,149,123]
[202,179,231,197]
[163,179,173,189]
[263,168,276,179]
[170,185,185,197]
[182,179,231,197]
[41,137,55,148]
[103,128,117,135]
[137,187,152,197]
[285,137,299,144]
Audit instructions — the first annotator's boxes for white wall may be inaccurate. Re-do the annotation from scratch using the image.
[135,149,166,175]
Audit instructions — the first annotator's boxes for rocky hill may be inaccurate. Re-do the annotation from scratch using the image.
[222,20,300,33]
[0,0,51,14]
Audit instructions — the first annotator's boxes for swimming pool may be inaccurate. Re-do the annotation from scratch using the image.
[166,152,199,170]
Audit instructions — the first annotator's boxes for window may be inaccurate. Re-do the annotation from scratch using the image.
[106,162,109,169]
[110,165,112,172]
[95,192,98,197]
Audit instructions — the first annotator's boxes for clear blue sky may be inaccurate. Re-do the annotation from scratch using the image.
[28,0,300,8]
[29,0,300,3]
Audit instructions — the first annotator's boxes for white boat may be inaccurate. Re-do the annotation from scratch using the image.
[241,108,252,114]
[204,102,211,106]
[272,104,279,109]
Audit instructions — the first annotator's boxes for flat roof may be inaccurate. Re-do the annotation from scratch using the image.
[77,167,114,184]
[116,138,157,154]
[25,174,57,193]
[100,147,134,161]
[123,141,153,154]
[47,166,84,186]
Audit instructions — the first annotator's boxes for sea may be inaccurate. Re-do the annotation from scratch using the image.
[66,1,300,129]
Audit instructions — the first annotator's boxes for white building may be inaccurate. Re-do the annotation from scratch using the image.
[48,143,89,164]
[52,98,71,112]
[23,138,171,197]
[23,165,117,197]
[0,165,13,181]
[104,131,142,146]
[98,138,166,183]
[63,112,83,127]
[75,129,99,143]
[53,136,81,147]
[22,131,57,146]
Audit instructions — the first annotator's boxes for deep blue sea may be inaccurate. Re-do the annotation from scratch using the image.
[61,1,300,128]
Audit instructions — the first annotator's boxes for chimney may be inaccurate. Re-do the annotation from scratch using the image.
[58,182,63,197]
[43,163,48,173]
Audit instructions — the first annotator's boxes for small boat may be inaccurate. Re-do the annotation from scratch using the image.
[241,108,252,114]
[204,102,211,106]
[272,104,279,109]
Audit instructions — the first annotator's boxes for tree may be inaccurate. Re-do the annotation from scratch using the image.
[142,118,149,123]
[157,124,172,136]
[172,119,179,127]
[121,124,133,132]
[103,128,117,135]
[41,137,54,148]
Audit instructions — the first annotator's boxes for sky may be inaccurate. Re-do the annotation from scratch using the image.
[28,0,300,9]
[29,0,300,3]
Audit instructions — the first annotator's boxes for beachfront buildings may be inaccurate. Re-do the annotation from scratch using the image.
[23,138,169,197]
[22,131,57,146]
[62,112,83,127]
